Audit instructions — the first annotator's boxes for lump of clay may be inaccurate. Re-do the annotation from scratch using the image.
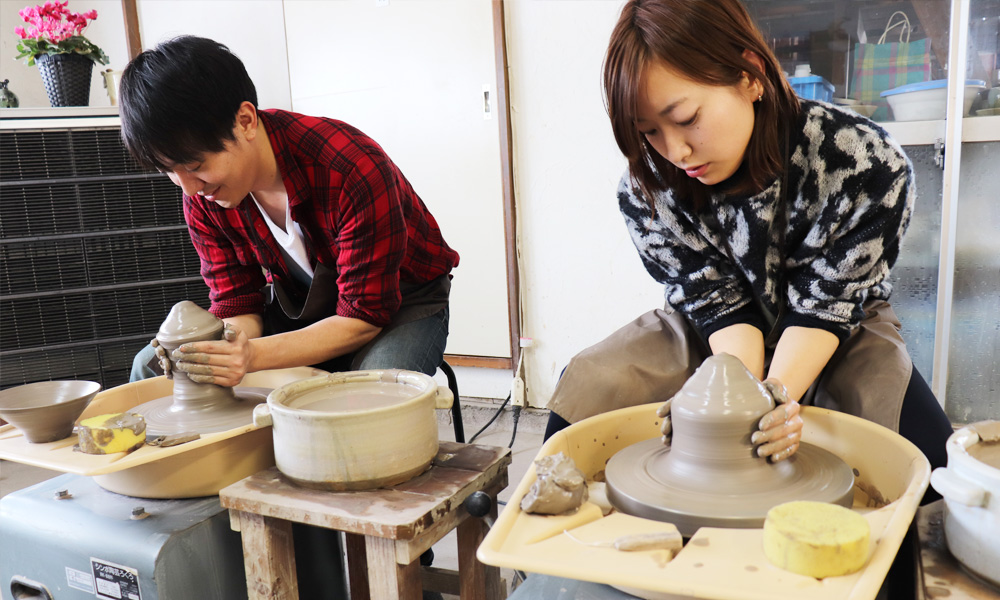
[77,412,147,454]
[520,452,589,515]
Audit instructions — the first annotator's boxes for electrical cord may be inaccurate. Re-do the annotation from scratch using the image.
[467,392,511,444]
[508,404,522,449]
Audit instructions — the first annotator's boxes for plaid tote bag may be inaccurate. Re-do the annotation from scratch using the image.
[851,11,932,121]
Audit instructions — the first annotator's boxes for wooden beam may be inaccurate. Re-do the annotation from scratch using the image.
[492,0,521,372]
[121,0,142,60]
[444,354,513,369]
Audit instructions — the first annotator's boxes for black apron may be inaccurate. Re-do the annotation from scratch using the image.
[263,262,450,372]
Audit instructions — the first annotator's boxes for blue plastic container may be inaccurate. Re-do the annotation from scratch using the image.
[789,75,834,102]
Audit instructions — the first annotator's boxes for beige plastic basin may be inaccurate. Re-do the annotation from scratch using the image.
[0,367,325,498]
[478,403,930,600]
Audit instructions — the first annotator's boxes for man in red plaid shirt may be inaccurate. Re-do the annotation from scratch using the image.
[121,36,459,385]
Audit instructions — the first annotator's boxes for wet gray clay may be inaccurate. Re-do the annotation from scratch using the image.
[0,380,101,443]
[155,300,237,411]
[521,452,589,515]
[604,353,854,535]
[130,300,269,436]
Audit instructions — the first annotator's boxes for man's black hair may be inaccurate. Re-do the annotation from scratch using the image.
[119,36,258,171]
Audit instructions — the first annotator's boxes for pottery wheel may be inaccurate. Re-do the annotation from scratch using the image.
[605,437,855,536]
[603,353,856,537]
[131,387,271,436]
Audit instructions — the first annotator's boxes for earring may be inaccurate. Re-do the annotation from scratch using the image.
[757,94,763,102]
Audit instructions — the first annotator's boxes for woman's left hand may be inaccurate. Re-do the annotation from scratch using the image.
[752,378,802,462]
[169,323,254,387]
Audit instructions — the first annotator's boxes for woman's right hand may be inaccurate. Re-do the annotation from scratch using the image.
[655,399,673,446]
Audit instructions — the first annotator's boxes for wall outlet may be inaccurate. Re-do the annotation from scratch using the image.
[511,376,526,407]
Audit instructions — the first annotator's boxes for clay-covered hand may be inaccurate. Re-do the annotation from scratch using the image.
[150,338,173,379]
[752,378,802,462]
[655,399,673,446]
[169,323,253,387]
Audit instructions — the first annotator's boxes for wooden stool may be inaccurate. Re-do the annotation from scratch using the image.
[220,441,511,600]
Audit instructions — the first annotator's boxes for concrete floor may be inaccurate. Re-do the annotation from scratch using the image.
[0,399,548,598]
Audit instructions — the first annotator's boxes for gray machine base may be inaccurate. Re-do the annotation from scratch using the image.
[508,574,641,599]
[0,473,247,600]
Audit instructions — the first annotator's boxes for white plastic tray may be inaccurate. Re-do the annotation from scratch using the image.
[479,404,930,600]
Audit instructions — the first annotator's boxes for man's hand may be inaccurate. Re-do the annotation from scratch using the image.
[752,378,802,462]
[151,338,173,379]
[169,323,254,387]
[655,399,673,446]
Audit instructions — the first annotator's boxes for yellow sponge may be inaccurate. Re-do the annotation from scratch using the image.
[763,500,870,579]
[77,412,147,455]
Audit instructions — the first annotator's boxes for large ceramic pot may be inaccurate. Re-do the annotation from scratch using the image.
[253,369,453,491]
[929,420,1000,588]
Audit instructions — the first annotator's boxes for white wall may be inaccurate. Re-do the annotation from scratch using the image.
[2,0,670,408]
[505,1,664,406]
[1,0,128,107]
[135,0,291,111]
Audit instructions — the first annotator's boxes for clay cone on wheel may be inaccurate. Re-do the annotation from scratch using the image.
[605,354,855,536]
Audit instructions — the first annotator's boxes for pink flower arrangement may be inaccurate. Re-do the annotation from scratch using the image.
[14,1,109,66]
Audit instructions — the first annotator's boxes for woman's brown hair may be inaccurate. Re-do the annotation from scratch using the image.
[603,0,800,210]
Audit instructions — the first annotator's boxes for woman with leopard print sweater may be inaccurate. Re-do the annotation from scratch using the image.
[545,0,951,498]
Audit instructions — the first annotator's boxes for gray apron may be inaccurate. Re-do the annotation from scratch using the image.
[547,299,911,433]
[265,262,450,371]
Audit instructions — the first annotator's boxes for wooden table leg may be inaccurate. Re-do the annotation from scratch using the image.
[237,511,300,600]
[457,509,504,600]
[364,536,421,600]
[345,532,371,600]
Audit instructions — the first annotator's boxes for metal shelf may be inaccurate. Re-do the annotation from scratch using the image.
[881,115,1000,146]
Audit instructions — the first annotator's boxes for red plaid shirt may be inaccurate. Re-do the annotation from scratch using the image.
[184,109,459,326]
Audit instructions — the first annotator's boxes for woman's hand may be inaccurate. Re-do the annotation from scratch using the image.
[752,378,802,462]
[655,399,673,445]
[169,323,255,387]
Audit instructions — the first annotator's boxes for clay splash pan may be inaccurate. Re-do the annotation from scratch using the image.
[478,404,930,600]
[0,368,322,477]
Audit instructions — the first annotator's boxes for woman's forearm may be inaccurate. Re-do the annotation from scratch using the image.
[766,326,840,401]
[708,323,765,380]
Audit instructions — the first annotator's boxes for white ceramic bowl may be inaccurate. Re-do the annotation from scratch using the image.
[255,369,453,490]
[881,79,986,121]
[929,421,1000,587]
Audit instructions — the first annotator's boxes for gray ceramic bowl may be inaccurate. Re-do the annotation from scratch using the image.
[0,380,102,443]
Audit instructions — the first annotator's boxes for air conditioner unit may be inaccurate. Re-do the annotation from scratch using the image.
[1,107,209,390]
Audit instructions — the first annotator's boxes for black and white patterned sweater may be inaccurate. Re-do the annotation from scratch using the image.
[619,99,914,343]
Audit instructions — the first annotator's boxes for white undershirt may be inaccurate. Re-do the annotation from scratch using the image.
[251,193,315,286]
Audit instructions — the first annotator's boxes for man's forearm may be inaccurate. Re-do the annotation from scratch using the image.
[223,313,264,339]
[245,314,382,372]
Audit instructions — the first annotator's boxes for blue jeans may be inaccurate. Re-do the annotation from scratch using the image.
[130,307,450,382]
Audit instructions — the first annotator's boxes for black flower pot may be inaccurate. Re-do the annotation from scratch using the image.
[36,53,94,107]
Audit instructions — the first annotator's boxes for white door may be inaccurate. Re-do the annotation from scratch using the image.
[284,0,511,359]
